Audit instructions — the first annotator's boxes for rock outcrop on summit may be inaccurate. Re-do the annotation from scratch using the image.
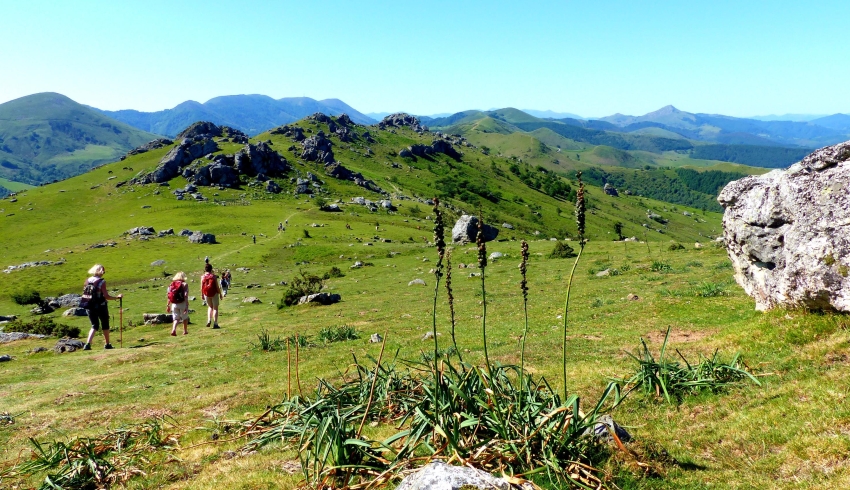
[718,140,850,312]
[379,113,427,133]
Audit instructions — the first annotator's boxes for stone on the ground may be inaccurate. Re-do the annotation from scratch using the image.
[408,278,426,286]
[297,293,341,305]
[0,332,46,343]
[584,414,632,444]
[370,333,383,343]
[718,140,850,311]
[489,252,504,260]
[627,293,640,301]
[188,231,216,244]
[451,215,499,244]
[151,260,166,267]
[0,355,12,362]
[350,261,364,269]
[395,461,530,490]
[596,269,610,277]
[54,338,85,353]
[63,307,88,317]
[56,294,82,307]
[242,297,262,304]
[143,313,173,324]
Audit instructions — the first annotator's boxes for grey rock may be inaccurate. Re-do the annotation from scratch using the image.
[54,338,85,353]
[31,346,49,353]
[323,203,341,212]
[143,313,173,324]
[151,260,166,266]
[585,414,632,443]
[56,294,81,307]
[370,333,383,343]
[351,261,364,269]
[265,180,282,193]
[395,461,529,490]
[0,355,11,362]
[235,142,289,177]
[242,297,262,304]
[1,332,46,343]
[63,307,88,317]
[718,140,850,311]
[603,183,619,197]
[0,315,18,322]
[188,231,216,244]
[596,269,610,277]
[488,252,503,260]
[451,215,499,244]
[297,292,341,305]
[408,278,426,286]
[502,222,514,230]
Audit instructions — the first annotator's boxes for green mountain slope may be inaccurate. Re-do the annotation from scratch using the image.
[0,93,160,185]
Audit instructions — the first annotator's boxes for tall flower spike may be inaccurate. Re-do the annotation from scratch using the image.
[520,240,529,302]
[575,171,586,240]
[433,198,445,278]
[446,248,461,362]
[477,213,487,270]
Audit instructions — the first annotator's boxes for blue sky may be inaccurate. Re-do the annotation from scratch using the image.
[1,0,848,117]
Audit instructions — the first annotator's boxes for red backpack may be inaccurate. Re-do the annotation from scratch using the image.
[167,281,186,303]
[201,273,219,297]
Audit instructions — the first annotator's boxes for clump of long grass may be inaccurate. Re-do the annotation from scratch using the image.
[618,327,760,404]
[317,325,359,343]
[6,417,178,489]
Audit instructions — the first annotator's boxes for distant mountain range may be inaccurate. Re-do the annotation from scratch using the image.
[0,93,158,185]
[94,95,377,137]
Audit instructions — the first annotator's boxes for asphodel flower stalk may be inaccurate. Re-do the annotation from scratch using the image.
[445,248,461,362]
[477,212,492,378]
[562,172,586,401]
[519,239,530,408]
[431,198,445,378]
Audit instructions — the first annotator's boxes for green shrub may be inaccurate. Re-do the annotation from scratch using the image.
[694,282,726,297]
[8,316,80,338]
[549,241,576,259]
[650,260,672,272]
[668,242,686,251]
[323,266,344,279]
[278,271,325,308]
[11,289,41,306]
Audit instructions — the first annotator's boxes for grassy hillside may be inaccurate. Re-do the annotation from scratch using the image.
[0,93,160,185]
[1,118,848,488]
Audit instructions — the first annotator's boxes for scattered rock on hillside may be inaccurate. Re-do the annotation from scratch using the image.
[603,183,619,196]
[297,293,341,305]
[0,355,12,362]
[489,252,504,261]
[0,315,18,322]
[143,313,173,324]
[1,332,46,343]
[4,259,66,274]
[125,226,155,237]
[54,338,85,353]
[235,141,289,177]
[325,163,383,193]
[408,279,426,286]
[451,215,499,244]
[395,461,529,490]
[370,333,383,343]
[63,308,88,317]
[265,180,282,193]
[188,232,216,244]
[134,137,220,184]
[718,140,850,312]
[502,223,514,229]
[627,293,640,301]
[242,297,261,304]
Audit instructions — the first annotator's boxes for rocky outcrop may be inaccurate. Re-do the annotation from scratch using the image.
[235,142,289,177]
[134,137,219,184]
[399,139,461,161]
[297,292,341,305]
[379,113,427,133]
[452,215,499,244]
[270,125,305,141]
[603,183,619,196]
[300,131,335,164]
[718,140,850,311]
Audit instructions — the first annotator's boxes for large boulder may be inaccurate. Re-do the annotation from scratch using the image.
[718,140,850,311]
[297,292,341,305]
[188,232,216,244]
[396,461,530,490]
[452,215,499,244]
[300,131,335,164]
[135,138,219,184]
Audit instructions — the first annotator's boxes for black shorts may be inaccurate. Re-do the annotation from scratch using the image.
[87,304,110,331]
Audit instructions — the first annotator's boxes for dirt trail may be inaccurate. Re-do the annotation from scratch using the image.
[212,209,307,263]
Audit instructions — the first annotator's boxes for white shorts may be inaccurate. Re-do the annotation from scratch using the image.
[171,302,190,323]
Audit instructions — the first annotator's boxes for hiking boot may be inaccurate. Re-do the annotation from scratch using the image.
[104,343,114,349]
[83,343,92,351]
[206,321,211,328]
[212,324,220,329]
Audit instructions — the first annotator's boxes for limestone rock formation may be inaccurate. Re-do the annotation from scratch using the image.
[234,141,289,177]
[452,215,499,244]
[379,113,427,133]
[300,131,335,164]
[603,183,619,196]
[718,140,850,311]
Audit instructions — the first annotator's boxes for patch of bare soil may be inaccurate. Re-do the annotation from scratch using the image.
[645,328,714,344]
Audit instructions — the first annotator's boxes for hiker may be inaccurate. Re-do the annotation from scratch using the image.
[278,222,283,231]
[252,234,256,244]
[167,271,190,336]
[81,264,123,350]
[201,264,223,329]
[221,270,231,297]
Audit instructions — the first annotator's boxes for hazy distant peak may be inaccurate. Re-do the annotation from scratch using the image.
[646,105,681,116]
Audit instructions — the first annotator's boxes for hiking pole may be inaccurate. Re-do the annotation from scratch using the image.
[119,297,124,349]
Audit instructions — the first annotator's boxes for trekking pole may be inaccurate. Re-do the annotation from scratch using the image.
[119,297,124,349]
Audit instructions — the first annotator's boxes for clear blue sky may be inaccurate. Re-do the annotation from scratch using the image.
[1,0,848,118]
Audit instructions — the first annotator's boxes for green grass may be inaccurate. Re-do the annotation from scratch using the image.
[1,118,848,489]
[0,178,34,192]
